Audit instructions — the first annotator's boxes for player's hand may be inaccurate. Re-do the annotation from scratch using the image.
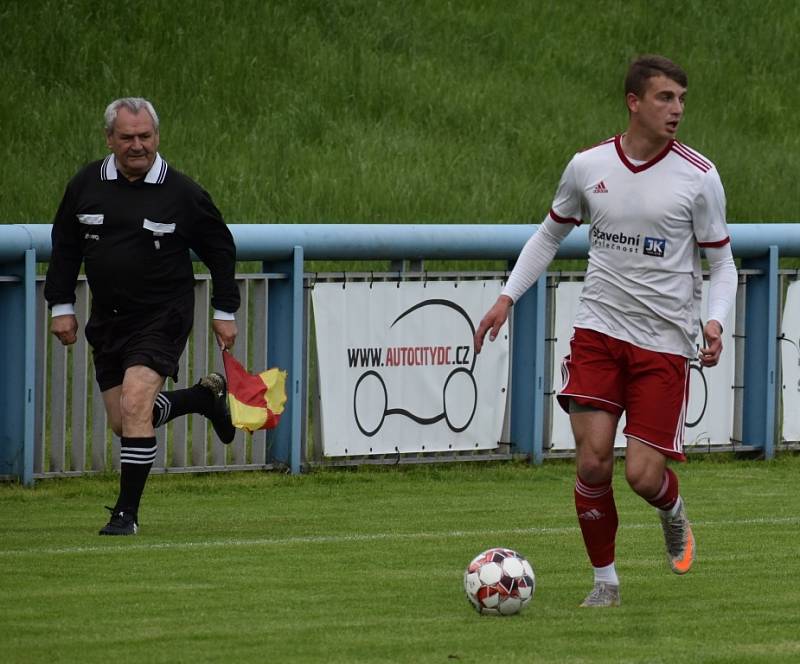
[474,295,513,354]
[51,314,78,346]
[698,319,723,367]
[213,318,238,351]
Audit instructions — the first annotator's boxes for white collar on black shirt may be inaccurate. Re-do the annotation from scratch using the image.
[100,152,168,184]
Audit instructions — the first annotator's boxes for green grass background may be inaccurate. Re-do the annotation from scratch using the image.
[2,456,800,663]
[1,0,799,227]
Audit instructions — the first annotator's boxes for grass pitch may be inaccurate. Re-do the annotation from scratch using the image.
[2,455,800,663]
[3,1,799,227]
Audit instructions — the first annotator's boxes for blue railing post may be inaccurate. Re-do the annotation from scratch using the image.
[0,249,36,485]
[263,246,305,474]
[741,245,779,458]
[510,273,547,464]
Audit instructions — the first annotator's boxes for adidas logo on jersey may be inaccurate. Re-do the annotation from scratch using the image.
[592,181,608,194]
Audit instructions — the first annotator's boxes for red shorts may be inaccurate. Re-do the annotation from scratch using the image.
[557,327,690,461]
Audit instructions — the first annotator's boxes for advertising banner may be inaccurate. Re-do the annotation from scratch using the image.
[312,280,509,456]
[780,281,800,442]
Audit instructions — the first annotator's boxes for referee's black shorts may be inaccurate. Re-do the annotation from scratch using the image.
[85,297,194,392]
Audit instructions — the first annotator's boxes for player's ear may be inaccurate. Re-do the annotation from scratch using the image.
[625,91,640,114]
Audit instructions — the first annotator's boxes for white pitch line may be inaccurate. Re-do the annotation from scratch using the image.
[1,516,798,558]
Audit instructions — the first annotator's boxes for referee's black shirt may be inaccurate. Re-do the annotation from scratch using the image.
[45,153,239,315]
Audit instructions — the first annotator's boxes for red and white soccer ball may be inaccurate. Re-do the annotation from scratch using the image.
[463,547,535,616]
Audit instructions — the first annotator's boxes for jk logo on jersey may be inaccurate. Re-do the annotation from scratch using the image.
[643,237,666,257]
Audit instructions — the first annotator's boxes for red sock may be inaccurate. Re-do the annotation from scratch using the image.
[645,467,679,511]
[574,476,618,568]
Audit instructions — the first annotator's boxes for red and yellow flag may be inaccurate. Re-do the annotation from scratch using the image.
[222,351,288,433]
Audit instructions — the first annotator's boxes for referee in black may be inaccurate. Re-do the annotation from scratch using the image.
[45,97,240,535]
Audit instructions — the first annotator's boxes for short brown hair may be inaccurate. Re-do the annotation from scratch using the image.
[625,55,688,98]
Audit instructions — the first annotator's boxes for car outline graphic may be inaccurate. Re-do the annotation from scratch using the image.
[353,298,478,437]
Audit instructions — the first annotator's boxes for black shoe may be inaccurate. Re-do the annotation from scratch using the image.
[98,506,138,535]
[199,372,236,444]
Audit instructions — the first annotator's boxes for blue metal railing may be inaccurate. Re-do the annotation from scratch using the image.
[2,222,799,262]
[1,222,795,484]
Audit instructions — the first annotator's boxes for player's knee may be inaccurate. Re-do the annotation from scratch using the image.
[625,466,661,498]
[576,455,613,484]
[119,387,153,425]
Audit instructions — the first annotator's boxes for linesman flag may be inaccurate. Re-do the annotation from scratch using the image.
[222,350,288,433]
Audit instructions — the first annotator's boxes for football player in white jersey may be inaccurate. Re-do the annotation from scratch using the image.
[474,55,738,607]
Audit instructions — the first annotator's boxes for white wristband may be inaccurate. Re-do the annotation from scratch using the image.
[51,304,75,317]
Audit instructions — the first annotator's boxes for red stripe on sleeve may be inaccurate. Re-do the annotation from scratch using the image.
[671,145,710,172]
[674,141,712,169]
[697,237,731,248]
[549,209,582,225]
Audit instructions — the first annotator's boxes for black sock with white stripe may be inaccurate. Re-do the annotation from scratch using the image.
[152,384,213,428]
[116,436,157,514]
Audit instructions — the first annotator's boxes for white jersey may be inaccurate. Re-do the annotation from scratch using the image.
[550,135,730,358]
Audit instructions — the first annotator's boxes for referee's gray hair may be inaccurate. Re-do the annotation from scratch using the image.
[104,97,160,134]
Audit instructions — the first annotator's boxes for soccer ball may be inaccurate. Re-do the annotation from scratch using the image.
[463,547,535,616]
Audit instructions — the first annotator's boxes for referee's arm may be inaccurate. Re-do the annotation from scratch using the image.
[45,184,83,345]
[188,188,240,348]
